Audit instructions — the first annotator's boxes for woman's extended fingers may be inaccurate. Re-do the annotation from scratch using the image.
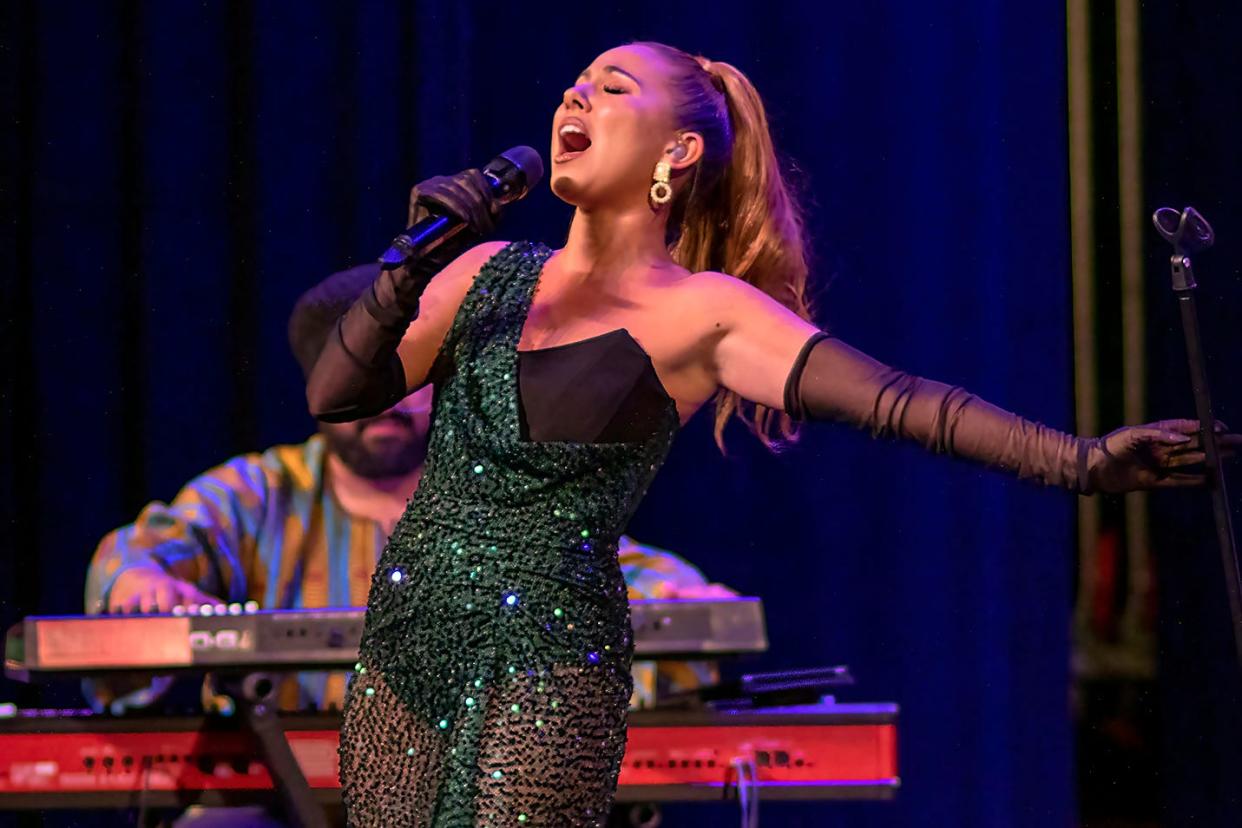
[1102,419,1238,490]
[1166,432,1242,461]
[1152,417,1229,436]
[1152,428,1194,445]
[1116,426,1190,450]
[1143,418,1198,436]
[1162,450,1207,468]
[1159,449,1233,469]
[1166,417,1227,432]
[1153,471,1207,488]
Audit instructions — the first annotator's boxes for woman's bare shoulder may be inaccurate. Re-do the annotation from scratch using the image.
[439,240,513,278]
[675,268,798,322]
[420,240,512,296]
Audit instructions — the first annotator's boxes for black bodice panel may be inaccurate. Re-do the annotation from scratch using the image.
[517,329,672,445]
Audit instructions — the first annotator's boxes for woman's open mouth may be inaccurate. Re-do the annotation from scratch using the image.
[555,118,592,163]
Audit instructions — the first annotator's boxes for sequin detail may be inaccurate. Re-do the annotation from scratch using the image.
[339,242,679,826]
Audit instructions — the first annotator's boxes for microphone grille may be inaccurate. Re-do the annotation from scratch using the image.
[499,145,544,191]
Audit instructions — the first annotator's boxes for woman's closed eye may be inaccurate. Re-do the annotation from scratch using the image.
[602,85,627,95]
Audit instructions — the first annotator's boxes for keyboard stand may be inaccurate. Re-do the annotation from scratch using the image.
[221,673,329,828]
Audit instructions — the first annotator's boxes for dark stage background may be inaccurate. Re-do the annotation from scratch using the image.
[6,1,1233,826]
[1139,3,1242,825]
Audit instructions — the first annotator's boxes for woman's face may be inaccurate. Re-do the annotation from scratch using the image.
[550,44,678,210]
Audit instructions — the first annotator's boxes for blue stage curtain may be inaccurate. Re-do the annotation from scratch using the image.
[1,3,1072,826]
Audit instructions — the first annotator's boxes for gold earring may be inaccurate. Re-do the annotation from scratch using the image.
[649,159,672,206]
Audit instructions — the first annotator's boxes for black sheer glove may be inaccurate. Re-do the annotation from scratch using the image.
[1088,419,1239,492]
[784,333,1238,494]
[306,169,498,422]
[407,169,500,234]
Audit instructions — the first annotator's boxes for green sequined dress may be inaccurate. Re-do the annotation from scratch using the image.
[339,242,679,826]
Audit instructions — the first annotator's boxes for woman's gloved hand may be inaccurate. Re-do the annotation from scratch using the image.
[307,168,501,423]
[1088,418,1241,492]
[406,169,500,236]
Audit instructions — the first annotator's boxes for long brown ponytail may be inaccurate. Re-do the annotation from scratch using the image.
[634,42,813,450]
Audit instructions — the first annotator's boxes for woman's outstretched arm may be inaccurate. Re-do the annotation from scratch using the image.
[703,273,1230,494]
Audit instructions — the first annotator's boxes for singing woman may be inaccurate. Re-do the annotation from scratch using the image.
[308,41,1219,826]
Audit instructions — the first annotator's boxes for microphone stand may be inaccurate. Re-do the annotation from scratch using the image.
[1153,206,1242,673]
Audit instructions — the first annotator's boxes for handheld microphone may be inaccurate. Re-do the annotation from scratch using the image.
[378,146,544,270]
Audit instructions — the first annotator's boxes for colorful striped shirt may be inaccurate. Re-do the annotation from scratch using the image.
[85,435,714,711]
